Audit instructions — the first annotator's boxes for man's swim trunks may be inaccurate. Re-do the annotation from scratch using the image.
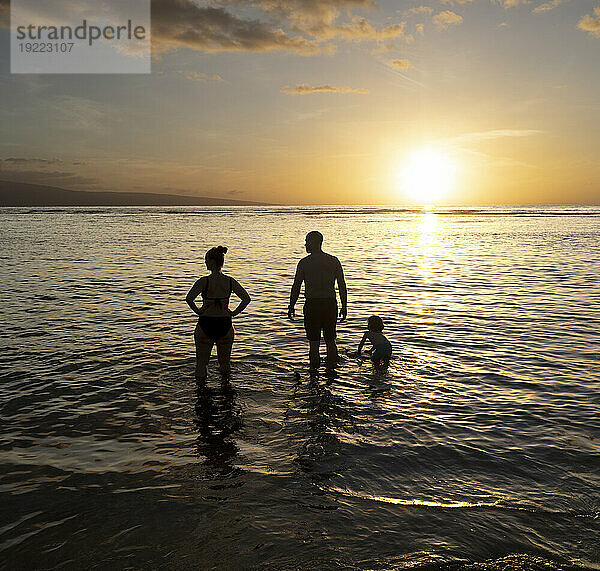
[303,298,337,341]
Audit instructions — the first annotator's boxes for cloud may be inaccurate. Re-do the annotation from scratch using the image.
[2,0,410,55]
[391,58,413,69]
[222,0,376,29]
[152,0,322,55]
[151,0,409,55]
[444,129,543,144]
[492,0,531,7]
[0,156,98,188]
[578,4,600,37]
[2,157,62,164]
[407,6,434,15]
[440,0,473,5]
[51,96,106,131]
[281,83,369,94]
[0,169,97,187]
[176,71,223,81]
[304,17,407,42]
[433,10,463,29]
[532,0,565,13]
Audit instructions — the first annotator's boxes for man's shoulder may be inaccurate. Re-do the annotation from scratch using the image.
[313,251,339,261]
[324,252,342,266]
[300,252,342,267]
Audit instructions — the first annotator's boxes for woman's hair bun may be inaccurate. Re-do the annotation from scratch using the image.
[216,246,228,254]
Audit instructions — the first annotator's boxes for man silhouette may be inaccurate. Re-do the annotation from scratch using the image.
[288,231,347,371]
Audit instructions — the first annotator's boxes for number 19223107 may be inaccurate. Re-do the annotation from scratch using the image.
[18,42,75,53]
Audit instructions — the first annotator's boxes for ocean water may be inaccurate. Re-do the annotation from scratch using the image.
[0,205,599,570]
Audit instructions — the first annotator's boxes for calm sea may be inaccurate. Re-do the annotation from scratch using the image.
[1,206,599,569]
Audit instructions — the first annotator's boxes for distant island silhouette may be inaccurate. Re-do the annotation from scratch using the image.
[0,181,271,207]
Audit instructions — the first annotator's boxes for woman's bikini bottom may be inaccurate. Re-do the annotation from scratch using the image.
[197,316,233,342]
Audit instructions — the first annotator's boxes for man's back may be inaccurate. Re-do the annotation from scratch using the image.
[288,231,347,370]
[298,251,342,299]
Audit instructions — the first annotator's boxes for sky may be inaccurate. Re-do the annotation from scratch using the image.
[1,0,600,205]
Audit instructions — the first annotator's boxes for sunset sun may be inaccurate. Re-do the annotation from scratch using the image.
[399,147,456,205]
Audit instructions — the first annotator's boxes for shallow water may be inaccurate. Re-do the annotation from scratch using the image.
[1,205,599,569]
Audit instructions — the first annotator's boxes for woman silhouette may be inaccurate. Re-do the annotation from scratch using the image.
[186,246,251,382]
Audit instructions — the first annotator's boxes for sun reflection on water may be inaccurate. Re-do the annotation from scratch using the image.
[412,212,441,315]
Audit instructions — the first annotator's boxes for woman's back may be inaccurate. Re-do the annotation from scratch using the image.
[186,245,251,382]
[200,273,233,316]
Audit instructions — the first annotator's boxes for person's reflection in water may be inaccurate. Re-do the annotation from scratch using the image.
[194,380,242,476]
[293,374,353,483]
[365,370,392,401]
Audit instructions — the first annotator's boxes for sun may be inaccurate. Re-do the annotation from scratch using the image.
[398,147,456,205]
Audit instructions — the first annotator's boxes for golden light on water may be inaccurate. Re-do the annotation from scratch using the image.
[398,147,456,205]
[417,212,439,286]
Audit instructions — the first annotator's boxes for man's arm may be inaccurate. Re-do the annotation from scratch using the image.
[288,262,304,320]
[336,259,347,321]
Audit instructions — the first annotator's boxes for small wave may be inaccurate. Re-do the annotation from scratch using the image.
[327,486,501,509]
[327,487,600,521]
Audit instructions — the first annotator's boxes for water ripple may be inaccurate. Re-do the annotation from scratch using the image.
[1,207,599,569]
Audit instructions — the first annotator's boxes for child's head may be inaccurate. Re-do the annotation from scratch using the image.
[367,315,384,333]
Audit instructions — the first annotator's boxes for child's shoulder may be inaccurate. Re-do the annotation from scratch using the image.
[373,332,389,344]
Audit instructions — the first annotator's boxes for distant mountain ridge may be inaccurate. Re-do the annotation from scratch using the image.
[0,180,270,206]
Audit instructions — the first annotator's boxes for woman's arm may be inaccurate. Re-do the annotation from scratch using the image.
[230,278,251,317]
[186,278,205,316]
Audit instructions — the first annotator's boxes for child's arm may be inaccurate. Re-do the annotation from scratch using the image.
[357,332,369,354]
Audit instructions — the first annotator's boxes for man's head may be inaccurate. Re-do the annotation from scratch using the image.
[305,231,323,253]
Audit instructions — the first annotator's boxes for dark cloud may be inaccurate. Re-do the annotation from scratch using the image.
[0,169,97,187]
[2,157,62,164]
[152,0,321,54]
[151,0,408,54]
[2,0,408,55]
